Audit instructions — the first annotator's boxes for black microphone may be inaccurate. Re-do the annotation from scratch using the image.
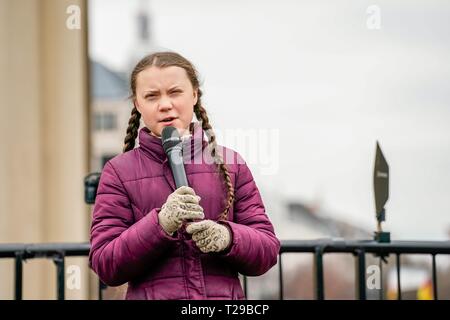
[161,126,189,188]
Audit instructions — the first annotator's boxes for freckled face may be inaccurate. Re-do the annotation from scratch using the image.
[134,66,198,137]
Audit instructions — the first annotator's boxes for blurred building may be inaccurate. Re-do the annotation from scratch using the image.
[90,60,131,171]
[90,1,156,172]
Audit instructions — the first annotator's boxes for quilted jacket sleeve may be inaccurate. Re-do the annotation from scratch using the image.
[218,155,281,276]
[88,161,178,286]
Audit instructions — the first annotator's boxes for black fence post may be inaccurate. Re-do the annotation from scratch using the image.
[14,251,24,300]
[396,254,402,300]
[314,246,325,300]
[354,249,366,300]
[432,254,438,300]
[98,280,107,300]
[53,252,65,300]
[279,253,283,300]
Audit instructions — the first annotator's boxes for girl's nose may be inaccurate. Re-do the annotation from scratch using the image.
[158,97,173,111]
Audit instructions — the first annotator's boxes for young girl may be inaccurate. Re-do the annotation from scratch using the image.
[89,51,280,300]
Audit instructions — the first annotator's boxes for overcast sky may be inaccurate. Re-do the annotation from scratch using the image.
[89,0,450,240]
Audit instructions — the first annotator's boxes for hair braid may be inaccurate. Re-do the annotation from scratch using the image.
[194,89,235,220]
[123,106,141,152]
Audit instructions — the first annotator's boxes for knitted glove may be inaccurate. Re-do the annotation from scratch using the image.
[158,186,204,236]
[186,220,231,253]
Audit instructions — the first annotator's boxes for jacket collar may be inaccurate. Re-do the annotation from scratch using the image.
[138,122,208,164]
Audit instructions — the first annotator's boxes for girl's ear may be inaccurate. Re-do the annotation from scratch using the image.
[133,100,141,113]
[193,88,198,106]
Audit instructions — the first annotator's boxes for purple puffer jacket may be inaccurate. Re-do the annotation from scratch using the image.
[89,122,280,300]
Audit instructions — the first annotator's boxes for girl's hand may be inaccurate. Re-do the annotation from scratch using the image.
[186,220,231,253]
[158,186,204,236]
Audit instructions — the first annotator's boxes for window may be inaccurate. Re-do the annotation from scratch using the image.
[94,112,117,131]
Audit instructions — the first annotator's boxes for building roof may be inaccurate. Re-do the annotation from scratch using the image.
[287,201,371,239]
[90,60,129,100]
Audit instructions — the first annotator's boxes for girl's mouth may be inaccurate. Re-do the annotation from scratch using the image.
[160,117,177,125]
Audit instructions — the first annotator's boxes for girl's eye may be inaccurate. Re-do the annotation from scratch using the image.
[145,94,157,100]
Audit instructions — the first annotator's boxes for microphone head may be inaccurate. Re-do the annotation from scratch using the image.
[161,126,182,154]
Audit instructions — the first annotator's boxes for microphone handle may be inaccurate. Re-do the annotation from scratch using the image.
[168,146,197,226]
[168,148,189,188]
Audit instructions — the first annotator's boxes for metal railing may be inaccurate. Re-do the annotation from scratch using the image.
[275,239,450,300]
[0,243,90,300]
[1,239,449,300]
